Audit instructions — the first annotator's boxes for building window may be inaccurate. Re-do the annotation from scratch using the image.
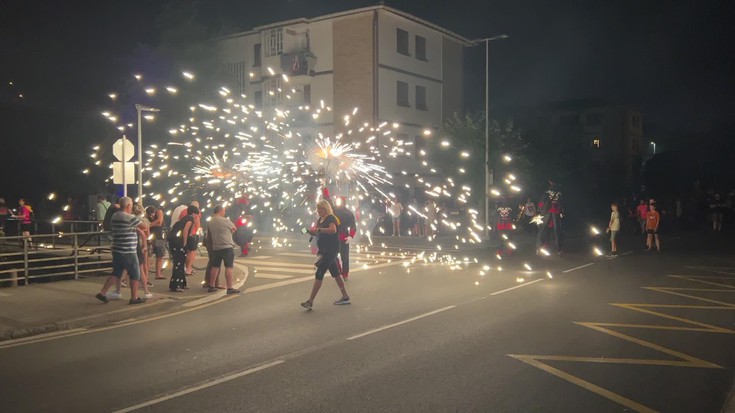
[415,35,427,61]
[397,81,410,107]
[396,28,409,56]
[253,44,262,67]
[592,138,601,148]
[415,86,427,110]
[254,91,263,109]
[264,28,283,57]
[224,61,246,95]
[265,78,283,107]
[303,84,311,105]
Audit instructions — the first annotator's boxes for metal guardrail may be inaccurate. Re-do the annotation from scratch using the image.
[0,231,112,286]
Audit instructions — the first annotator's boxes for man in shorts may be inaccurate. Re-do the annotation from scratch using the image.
[95,197,149,304]
[206,204,240,294]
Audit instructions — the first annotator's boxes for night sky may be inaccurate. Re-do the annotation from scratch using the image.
[1,0,734,200]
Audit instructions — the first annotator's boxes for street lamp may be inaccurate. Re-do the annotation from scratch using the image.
[136,104,160,206]
[473,34,508,240]
[650,141,656,155]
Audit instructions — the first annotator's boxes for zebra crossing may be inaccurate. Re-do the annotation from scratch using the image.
[238,250,416,280]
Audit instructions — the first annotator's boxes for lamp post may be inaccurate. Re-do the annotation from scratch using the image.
[474,34,508,240]
[135,104,160,206]
[650,141,656,155]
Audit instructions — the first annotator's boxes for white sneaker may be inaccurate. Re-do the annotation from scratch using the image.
[107,291,122,300]
[144,292,154,299]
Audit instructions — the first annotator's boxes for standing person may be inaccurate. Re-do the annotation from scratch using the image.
[300,200,350,309]
[146,206,166,280]
[389,197,403,236]
[168,205,198,292]
[206,205,241,294]
[333,197,356,280]
[636,200,648,235]
[96,195,110,223]
[408,198,421,237]
[495,198,515,256]
[710,193,725,232]
[94,197,148,304]
[606,203,620,258]
[522,197,537,233]
[424,200,436,237]
[0,198,9,236]
[645,202,661,252]
[133,205,153,298]
[178,201,201,275]
[13,198,34,245]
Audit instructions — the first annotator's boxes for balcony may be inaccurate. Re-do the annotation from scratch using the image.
[279,50,318,77]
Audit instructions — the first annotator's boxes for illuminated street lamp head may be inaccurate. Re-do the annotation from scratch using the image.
[136,104,160,112]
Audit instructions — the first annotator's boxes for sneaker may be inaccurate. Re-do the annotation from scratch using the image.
[300,300,313,310]
[120,281,128,288]
[333,297,351,305]
[95,293,108,303]
[144,292,154,299]
[146,282,154,287]
[129,297,146,305]
[342,273,349,280]
[107,291,122,300]
[226,288,241,295]
[608,254,618,259]
[208,286,218,293]
[170,287,185,293]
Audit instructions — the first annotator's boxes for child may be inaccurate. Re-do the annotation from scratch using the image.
[606,203,620,257]
[645,202,661,252]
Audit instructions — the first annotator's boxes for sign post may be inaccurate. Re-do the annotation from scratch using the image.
[112,136,135,196]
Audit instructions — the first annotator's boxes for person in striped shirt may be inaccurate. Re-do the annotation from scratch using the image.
[95,197,149,304]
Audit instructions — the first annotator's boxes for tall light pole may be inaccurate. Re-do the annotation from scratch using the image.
[136,104,160,206]
[474,34,508,240]
[650,141,656,155]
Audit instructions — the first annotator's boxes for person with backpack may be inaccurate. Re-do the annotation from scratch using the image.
[300,199,350,310]
[168,205,198,292]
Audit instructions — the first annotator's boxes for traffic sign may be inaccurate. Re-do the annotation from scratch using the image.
[112,162,135,184]
[113,136,135,162]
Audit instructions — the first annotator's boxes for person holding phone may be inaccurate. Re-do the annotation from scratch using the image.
[300,200,350,310]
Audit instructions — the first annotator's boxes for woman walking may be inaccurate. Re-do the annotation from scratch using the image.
[168,205,198,292]
[301,200,350,310]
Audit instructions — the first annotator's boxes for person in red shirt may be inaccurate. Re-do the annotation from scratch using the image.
[636,200,648,235]
[645,202,661,252]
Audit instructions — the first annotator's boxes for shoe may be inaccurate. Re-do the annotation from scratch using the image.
[208,286,218,293]
[95,293,108,303]
[226,288,241,295]
[608,254,618,259]
[129,297,146,305]
[170,287,185,292]
[107,291,122,300]
[144,292,154,299]
[333,297,351,305]
[300,300,313,310]
[147,282,153,287]
[121,281,128,287]
[342,273,349,280]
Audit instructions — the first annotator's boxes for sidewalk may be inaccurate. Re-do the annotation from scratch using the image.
[0,257,248,341]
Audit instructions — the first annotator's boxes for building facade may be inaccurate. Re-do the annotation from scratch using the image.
[218,6,472,172]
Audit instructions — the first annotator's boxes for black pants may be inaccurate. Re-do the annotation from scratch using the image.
[169,246,188,290]
[339,242,350,275]
[315,251,340,280]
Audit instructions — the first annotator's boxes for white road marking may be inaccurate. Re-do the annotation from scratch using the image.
[253,267,314,274]
[254,273,293,280]
[0,328,88,348]
[182,264,249,308]
[490,279,544,295]
[0,291,11,297]
[563,263,595,273]
[250,255,272,259]
[239,260,313,268]
[113,360,285,412]
[346,306,456,340]
[622,251,634,256]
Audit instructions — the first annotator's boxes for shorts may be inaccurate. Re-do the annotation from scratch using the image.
[610,230,618,242]
[186,235,200,251]
[20,223,32,233]
[111,252,141,280]
[150,240,166,258]
[209,248,234,268]
[646,228,658,235]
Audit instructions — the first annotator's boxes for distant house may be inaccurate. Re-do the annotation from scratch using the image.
[217,5,473,173]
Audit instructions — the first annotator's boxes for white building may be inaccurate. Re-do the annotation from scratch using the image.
[218,5,472,172]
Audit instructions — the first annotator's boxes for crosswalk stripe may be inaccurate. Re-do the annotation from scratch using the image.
[254,273,293,279]
[252,267,314,274]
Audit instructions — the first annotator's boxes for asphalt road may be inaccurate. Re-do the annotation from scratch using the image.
[1,231,733,412]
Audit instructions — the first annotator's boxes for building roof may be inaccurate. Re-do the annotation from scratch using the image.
[219,5,475,46]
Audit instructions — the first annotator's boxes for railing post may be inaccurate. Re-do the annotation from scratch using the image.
[73,233,79,280]
[23,237,29,285]
[52,223,56,248]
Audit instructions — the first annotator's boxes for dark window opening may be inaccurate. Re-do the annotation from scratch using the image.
[397,28,409,56]
[253,44,262,67]
[254,91,263,108]
[415,36,427,61]
[416,86,427,110]
[397,81,409,107]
